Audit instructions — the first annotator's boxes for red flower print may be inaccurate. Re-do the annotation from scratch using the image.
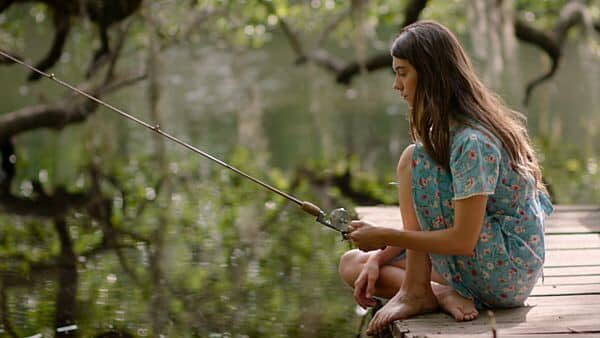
[465,177,474,190]
[530,234,540,244]
[432,215,445,228]
[468,150,477,160]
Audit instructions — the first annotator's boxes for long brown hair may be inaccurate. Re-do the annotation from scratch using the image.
[391,21,546,192]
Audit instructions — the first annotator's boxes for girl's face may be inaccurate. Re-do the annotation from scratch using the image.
[392,57,417,109]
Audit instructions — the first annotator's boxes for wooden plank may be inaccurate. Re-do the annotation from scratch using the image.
[543,265,600,277]
[545,233,600,250]
[409,335,600,338]
[545,225,600,234]
[356,206,600,233]
[545,249,600,267]
[553,205,600,212]
[356,205,600,337]
[394,295,600,337]
[530,283,600,296]
[536,274,600,285]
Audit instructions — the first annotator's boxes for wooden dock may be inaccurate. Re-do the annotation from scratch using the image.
[356,205,600,338]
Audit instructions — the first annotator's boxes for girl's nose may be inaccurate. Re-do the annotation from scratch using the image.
[393,79,402,91]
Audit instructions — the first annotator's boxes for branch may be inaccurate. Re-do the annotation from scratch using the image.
[0,71,146,140]
[258,0,306,62]
[402,0,430,28]
[101,19,134,83]
[336,53,391,84]
[0,89,99,140]
[295,166,387,205]
[335,0,429,84]
[515,1,594,104]
[0,188,96,218]
[315,7,352,48]
[0,285,18,338]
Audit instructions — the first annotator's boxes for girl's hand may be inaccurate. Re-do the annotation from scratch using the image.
[347,220,388,252]
[353,257,379,308]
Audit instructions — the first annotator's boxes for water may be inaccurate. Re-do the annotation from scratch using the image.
[1,16,599,337]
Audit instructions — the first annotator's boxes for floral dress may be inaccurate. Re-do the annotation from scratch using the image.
[410,125,553,309]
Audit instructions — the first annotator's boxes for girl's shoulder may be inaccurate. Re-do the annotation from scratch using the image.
[451,124,501,150]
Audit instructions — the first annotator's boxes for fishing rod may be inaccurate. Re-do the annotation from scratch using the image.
[0,50,352,235]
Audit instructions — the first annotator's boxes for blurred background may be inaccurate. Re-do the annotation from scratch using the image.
[0,0,598,337]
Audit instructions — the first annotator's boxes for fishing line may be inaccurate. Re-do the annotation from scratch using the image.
[0,50,351,235]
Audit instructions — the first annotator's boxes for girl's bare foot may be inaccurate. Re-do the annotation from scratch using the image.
[366,288,438,335]
[435,285,479,321]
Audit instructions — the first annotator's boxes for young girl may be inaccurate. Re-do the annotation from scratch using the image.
[338,21,553,335]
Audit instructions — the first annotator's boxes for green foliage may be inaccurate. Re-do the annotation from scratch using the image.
[1,146,380,336]
[1,0,598,336]
[535,136,600,204]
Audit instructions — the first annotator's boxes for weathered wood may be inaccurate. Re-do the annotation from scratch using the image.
[543,265,600,277]
[536,274,600,286]
[545,233,600,250]
[545,249,600,267]
[394,294,600,337]
[355,205,600,338]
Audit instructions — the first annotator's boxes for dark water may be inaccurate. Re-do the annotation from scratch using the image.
[0,14,599,337]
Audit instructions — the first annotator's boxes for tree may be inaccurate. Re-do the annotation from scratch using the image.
[0,0,598,336]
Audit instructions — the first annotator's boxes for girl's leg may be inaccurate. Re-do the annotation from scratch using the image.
[366,145,438,334]
[338,249,406,299]
[367,145,478,335]
[338,249,448,299]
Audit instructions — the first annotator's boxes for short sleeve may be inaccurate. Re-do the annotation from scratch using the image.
[450,133,501,200]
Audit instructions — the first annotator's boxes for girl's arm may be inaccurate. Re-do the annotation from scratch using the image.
[369,246,405,265]
[349,195,487,256]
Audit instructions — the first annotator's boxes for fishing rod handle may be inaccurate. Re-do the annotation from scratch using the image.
[301,201,323,216]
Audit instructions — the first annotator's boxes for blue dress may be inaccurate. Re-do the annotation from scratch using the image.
[409,125,553,309]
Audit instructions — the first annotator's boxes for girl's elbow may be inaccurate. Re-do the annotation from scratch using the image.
[455,242,477,256]
[450,232,477,256]
[458,248,475,257]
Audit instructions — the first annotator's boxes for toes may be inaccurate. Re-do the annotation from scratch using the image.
[367,313,381,335]
[449,306,465,321]
[465,310,479,321]
[453,308,478,322]
[369,312,390,336]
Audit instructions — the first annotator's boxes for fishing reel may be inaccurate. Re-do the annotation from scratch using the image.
[301,201,353,237]
[316,207,353,238]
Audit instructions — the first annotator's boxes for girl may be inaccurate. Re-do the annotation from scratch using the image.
[338,21,553,335]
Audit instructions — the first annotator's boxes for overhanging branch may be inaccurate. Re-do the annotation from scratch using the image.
[515,1,594,104]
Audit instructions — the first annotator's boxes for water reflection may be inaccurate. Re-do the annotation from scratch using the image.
[0,24,599,338]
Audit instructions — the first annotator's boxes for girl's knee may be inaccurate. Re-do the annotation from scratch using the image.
[338,249,363,285]
[397,144,415,177]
